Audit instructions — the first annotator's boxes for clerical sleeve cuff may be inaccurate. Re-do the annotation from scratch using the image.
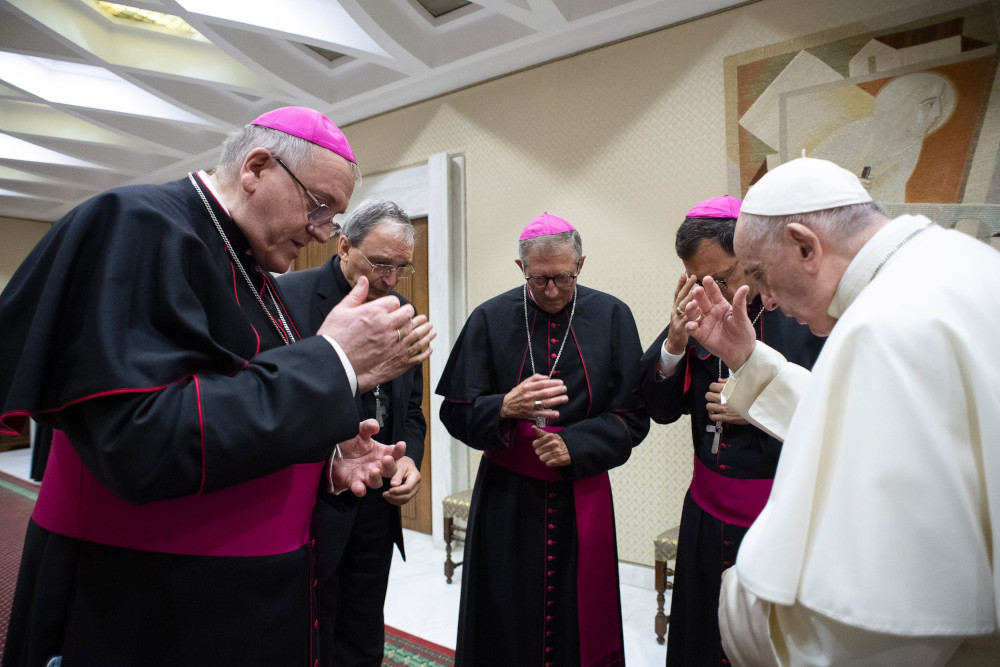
[656,343,684,381]
[322,334,358,395]
[724,343,810,442]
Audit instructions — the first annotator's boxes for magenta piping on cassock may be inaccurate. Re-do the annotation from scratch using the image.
[33,430,322,557]
[484,421,625,665]
[689,455,773,528]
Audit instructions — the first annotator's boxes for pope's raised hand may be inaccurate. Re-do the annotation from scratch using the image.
[685,276,757,371]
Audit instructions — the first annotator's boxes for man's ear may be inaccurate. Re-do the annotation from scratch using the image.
[338,235,350,261]
[239,148,273,194]
[577,255,586,273]
[785,223,822,273]
[515,259,524,273]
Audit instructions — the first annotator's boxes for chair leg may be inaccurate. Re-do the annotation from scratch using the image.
[654,559,667,644]
[444,516,456,583]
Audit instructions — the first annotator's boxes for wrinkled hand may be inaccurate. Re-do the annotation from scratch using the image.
[383,455,421,506]
[706,379,749,425]
[532,427,571,467]
[665,273,698,355]
[318,276,436,393]
[329,419,406,497]
[685,277,756,371]
[500,374,569,422]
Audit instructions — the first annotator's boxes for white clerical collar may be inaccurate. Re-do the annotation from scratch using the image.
[195,170,232,217]
[828,214,934,320]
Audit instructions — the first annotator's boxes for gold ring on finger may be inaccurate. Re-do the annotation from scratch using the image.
[397,327,405,342]
[407,344,419,357]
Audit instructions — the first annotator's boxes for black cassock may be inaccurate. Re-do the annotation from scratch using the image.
[437,284,649,667]
[638,298,823,666]
[0,174,360,667]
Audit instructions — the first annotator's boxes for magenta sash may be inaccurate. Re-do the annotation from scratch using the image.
[689,455,773,528]
[32,430,322,557]
[484,421,624,666]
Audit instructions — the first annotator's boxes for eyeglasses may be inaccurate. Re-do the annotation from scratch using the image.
[524,273,579,290]
[273,156,341,236]
[696,260,739,290]
[356,247,416,279]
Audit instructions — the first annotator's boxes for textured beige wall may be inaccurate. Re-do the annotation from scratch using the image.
[344,0,969,565]
[0,217,50,293]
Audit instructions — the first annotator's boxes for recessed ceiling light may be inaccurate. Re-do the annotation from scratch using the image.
[89,1,206,40]
[0,133,109,169]
[0,53,213,125]
[177,0,389,57]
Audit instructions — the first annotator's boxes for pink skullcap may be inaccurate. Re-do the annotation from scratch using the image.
[250,106,356,164]
[519,212,576,240]
[686,195,741,219]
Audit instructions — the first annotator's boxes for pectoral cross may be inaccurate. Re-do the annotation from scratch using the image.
[707,423,722,455]
[374,385,387,428]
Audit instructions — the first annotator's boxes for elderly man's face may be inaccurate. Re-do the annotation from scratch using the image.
[682,239,756,305]
[516,245,584,314]
[734,219,837,336]
[339,221,415,302]
[246,149,356,273]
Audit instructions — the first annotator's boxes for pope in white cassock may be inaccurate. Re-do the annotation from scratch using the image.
[683,157,1000,666]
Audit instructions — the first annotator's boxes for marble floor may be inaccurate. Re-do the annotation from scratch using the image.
[0,447,670,666]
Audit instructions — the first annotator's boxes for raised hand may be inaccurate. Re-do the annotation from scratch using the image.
[665,273,698,355]
[500,373,569,422]
[685,276,757,371]
[329,418,406,497]
[317,276,436,392]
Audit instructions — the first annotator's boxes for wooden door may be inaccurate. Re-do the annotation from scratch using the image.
[289,218,433,534]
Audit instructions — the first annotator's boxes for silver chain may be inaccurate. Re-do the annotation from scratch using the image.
[188,173,296,345]
[869,220,934,282]
[524,284,577,378]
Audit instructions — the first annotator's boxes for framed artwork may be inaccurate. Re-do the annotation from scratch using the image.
[725,1,1000,211]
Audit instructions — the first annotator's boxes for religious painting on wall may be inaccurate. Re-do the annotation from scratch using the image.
[724,1,1000,248]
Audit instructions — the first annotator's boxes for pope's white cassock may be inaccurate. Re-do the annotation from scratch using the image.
[717,215,1000,665]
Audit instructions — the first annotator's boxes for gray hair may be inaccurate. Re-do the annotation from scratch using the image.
[675,216,736,260]
[518,230,583,265]
[214,124,363,185]
[341,199,415,247]
[739,201,886,248]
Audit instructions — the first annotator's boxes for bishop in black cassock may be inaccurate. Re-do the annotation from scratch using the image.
[0,108,420,667]
[437,213,649,667]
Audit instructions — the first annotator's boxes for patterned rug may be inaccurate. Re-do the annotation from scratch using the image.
[384,625,456,666]
[0,470,39,658]
[0,471,454,665]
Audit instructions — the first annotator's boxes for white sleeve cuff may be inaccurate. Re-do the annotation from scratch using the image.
[656,342,684,380]
[322,334,358,395]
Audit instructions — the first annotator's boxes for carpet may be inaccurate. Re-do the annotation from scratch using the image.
[384,625,456,666]
[0,471,454,666]
[0,470,39,658]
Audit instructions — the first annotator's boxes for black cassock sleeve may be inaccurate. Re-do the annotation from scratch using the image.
[637,325,692,425]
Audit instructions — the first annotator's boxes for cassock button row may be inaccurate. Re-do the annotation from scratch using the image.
[547,539,555,545]
[548,523,555,529]
[547,630,553,637]
[551,323,558,328]
[546,646,553,653]
[547,600,554,606]
[551,338,559,343]
[547,555,555,561]
[548,508,556,514]
[314,661,319,667]
[548,492,556,498]
[547,585,554,592]
[719,464,730,470]
[313,579,318,588]
[546,615,553,622]
[313,620,319,629]
[547,570,554,577]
